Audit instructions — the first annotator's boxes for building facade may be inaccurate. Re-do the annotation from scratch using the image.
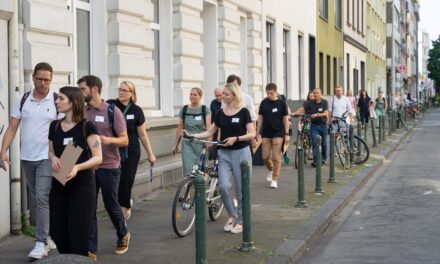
[366,0,386,99]
[386,0,402,104]
[418,29,434,98]
[405,0,419,98]
[317,0,344,96]
[262,0,316,100]
[344,0,367,97]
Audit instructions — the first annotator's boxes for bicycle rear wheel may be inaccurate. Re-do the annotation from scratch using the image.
[208,177,224,221]
[172,177,196,237]
[335,135,350,169]
[304,134,312,161]
[353,135,369,165]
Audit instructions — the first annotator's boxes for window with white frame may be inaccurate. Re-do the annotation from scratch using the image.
[335,0,342,29]
[151,0,161,110]
[283,28,290,97]
[266,20,274,83]
[74,0,91,80]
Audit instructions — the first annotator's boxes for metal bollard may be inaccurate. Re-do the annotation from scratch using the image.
[388,112,392,136]
[371,118,377,147]
[381,114,386,141]
[314,135,323,193]
[378,116,383,143]
[328,131,336,183]
[295,148,309,208]
[363,122,368,145]
[357,122,363,156]
[195,175,206,264]
[349,125,355,162]
[239,160,255,252]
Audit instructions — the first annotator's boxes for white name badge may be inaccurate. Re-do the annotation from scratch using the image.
[318,108,323,112]
[195,115,202,121]
[95,115,105,122]
[272,108,278,113]
[127,114,135,120]
[63,137,73,145]
[232,118,240,123]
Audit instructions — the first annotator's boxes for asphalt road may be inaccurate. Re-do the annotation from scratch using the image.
[297,108,440,264]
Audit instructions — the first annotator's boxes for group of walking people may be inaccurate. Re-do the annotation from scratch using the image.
[0,62,156,261]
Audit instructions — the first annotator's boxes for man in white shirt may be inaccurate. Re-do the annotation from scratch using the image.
[0,62,58,260]
[329,86,353,124]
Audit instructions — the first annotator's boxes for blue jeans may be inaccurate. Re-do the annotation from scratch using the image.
[310,124,327,162]
[89,168,127,254]
[217,147,252,225]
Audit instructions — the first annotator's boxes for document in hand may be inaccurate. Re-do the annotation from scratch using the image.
[53,141,83,186]
[252,136,262,154]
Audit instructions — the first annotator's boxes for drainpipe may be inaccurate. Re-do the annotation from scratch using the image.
[8,0,22,235]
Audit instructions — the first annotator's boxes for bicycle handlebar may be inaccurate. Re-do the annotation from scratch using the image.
[182,135,226,146]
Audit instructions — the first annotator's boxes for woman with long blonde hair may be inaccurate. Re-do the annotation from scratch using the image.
[184,83,255,234]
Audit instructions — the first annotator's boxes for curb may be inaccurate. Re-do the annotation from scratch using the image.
[267,116,424,264]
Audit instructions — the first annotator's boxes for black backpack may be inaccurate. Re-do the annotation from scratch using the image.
[107,103,130,162]
[20,91,59,115]
[182,105,207,127]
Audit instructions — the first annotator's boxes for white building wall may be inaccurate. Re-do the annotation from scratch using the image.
[0,0,13,239]
[262,0,316,100]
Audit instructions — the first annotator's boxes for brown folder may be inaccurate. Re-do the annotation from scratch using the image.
[53,141,83,186]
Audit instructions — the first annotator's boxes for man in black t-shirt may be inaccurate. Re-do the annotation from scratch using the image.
[257,83,289,189]
[304,88,328,166]
[210,87,222,141]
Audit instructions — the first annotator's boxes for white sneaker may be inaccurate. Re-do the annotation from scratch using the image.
[230,224,243,234]
[266,171,273,182]
[27,242,49,260]
[270,180,278,189]
[223,219,235,232]
[47,237,57,250]
[233,198,238,208]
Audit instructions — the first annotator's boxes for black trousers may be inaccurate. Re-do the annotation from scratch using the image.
[118,152,141,208]
[359,112,370,125]
[49,175,96,256]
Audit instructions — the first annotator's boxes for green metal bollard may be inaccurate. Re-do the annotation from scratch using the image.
[371,118,377,147]
[328,131,336,183]
[295,148,309,208]
[381,114,386,141]
[349,125,355,162]
[239,160,255,252]
[195,175,206,264]
[357,122,362,156]
[378,116,383,143]
[314,135,323,193]
[388,112,392,136]
[363,122,368,145]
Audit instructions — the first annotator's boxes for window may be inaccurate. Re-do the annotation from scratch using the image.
[333,57,337,90]
[327,55,331,95]
[357,0,360,33]
[319,0,329,20]
[393,7,399,29]
[335,0,342,29]
[283,29,290,97]
[319,52,324,91]
[152,0,160,110]
[352,0,356,29]
[361,61,365,90]
[347,0,351,26]
[309,36,316,91]
[75,1,91,80]
[298,34,304,99]
[346,53,350,91]
[361,0,364,35]
[353,69,359,95]
[266,21,274,83]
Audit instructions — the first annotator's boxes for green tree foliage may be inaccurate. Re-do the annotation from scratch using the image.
[427,37,440,93]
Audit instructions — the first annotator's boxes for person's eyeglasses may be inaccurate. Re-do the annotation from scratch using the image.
[118,88,131,93]
[35,77,52,83]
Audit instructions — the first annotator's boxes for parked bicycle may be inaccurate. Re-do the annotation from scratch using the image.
[171,136,225,237]
[293,114,312,169]
[331,112,369,169]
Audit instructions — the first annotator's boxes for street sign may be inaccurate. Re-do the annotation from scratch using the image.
[398,64,406,73]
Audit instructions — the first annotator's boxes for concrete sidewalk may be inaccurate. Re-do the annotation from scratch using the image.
[0,116,420,264]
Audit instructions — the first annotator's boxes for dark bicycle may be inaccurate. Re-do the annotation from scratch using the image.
[293,114,312,169]
[331,112,369,169]
[171,136,225,237]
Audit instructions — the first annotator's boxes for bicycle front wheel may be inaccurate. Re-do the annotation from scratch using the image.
[353,135,369,165]
[335,135,351,169]
[208,177,224,221]
[172,177,196,237]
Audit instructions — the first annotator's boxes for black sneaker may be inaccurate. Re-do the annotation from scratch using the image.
[322,161,327,165]
[311,162,317,168]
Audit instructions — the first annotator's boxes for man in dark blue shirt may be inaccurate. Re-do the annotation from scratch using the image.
[210,87,222,141]
[304,88,329,167]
